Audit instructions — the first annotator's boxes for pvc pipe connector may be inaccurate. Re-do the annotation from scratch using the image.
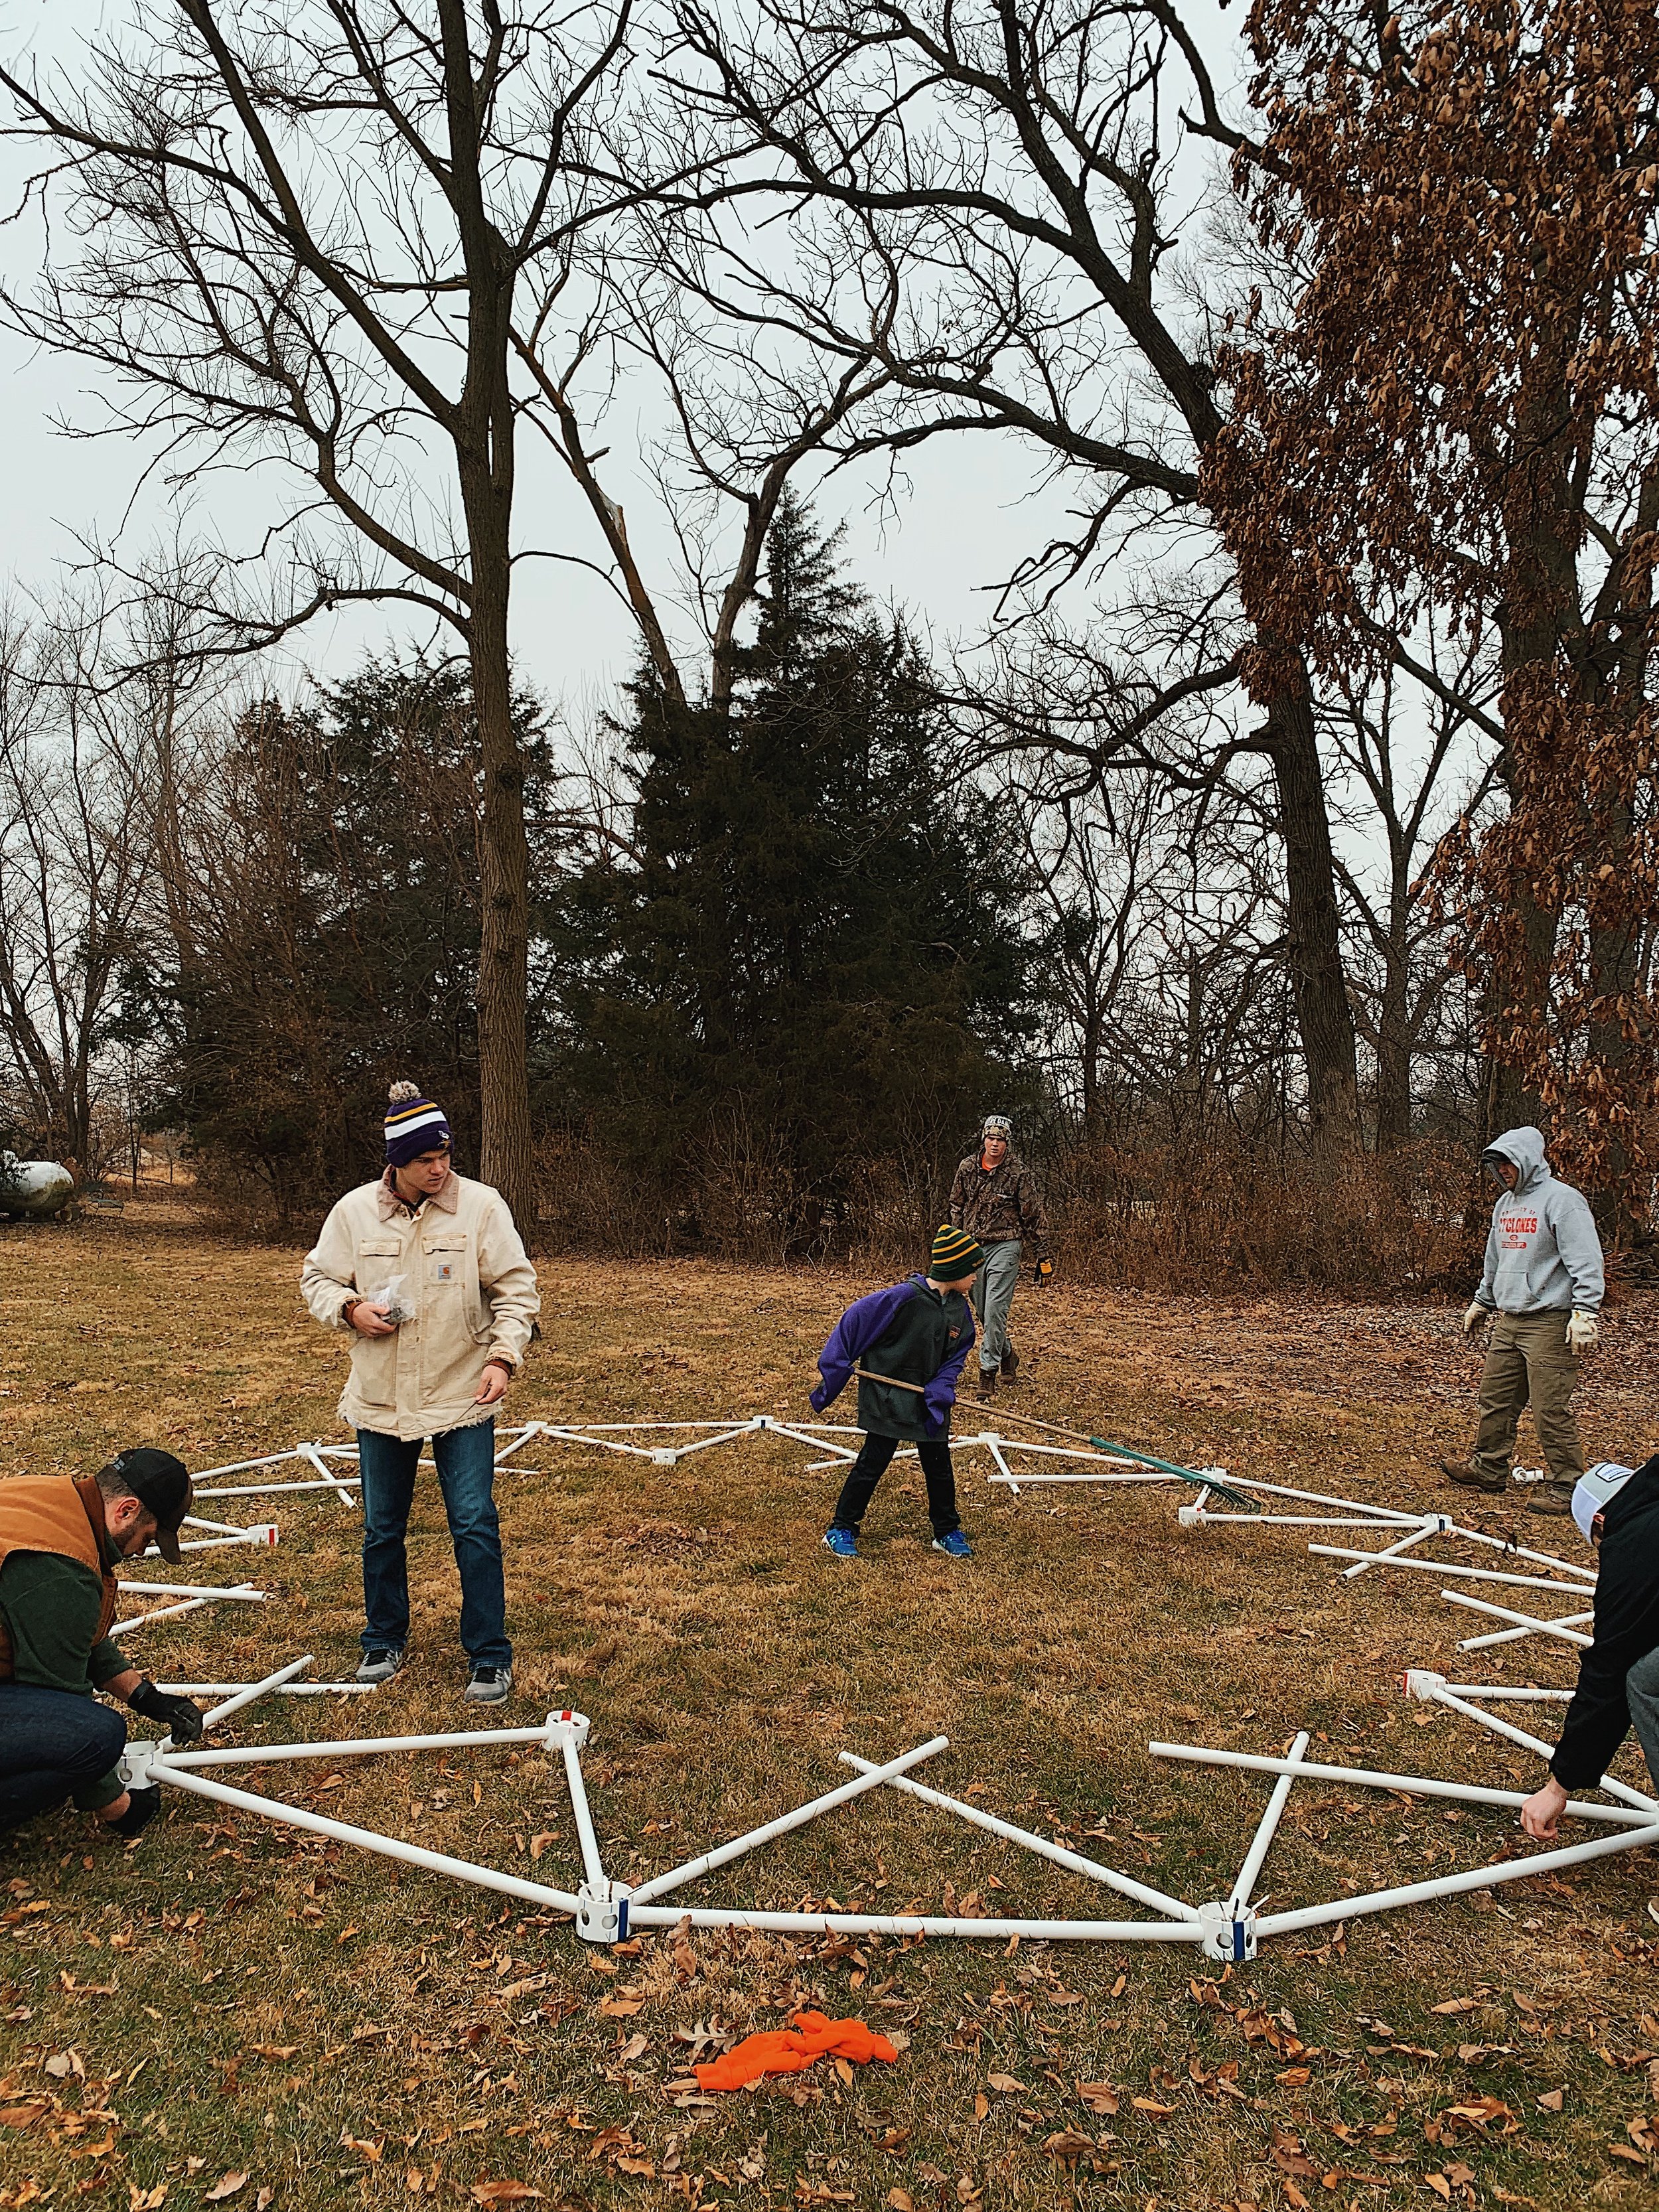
[543,1710,591,1752]
[576,1879,630,1943]
[119,1739,161,1788]
[650,1449,678,1467]
[1197,1899,1257,1961]
[247,1523,280,1546]
[1177,1503,1205,1527]
[1402,1669,1447,1701]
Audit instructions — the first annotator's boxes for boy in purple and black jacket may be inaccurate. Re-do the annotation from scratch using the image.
[810,1225,985,1560]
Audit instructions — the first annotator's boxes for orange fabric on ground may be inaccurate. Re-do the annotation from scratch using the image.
[692,2010,901,2093]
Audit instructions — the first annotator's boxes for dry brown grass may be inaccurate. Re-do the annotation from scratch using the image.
[2,1213,1658,2212]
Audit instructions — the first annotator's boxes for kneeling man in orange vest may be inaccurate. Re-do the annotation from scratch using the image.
[0,1451,202,1840]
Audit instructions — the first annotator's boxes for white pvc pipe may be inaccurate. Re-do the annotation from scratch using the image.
[119,1580,267,1599]
[628,1738,950,1906]
[1195,1514,1414,1529]
[984,1469,1179,1487]
[161,1724,561,1769]
[1459,1611,1596,1651]
[1149,1743,1652,1826]
[1226,1475,1423,1522]
[1228,1730,1311,1911]
[536,1428,664,1461]
[157,1680,375,1696]
[838,1753,1197,1921]
[200,1656,317,1732]
[1342,1524,1437,1580]
[1439,1520,1595,1583]
[1429,1686,1659,1814]
[667,1420,765,1460]
[489,1425,545,1465]
[1442,1589,1593,1648]
[1309,1547,1595,1596]
[153,1761,581,1913]
[111,1595,214,1635]
[984,1437,1021,1493]
[176,1529,279,1554]
[561,1732,606,1889]
[194,1478,356,1499]
[299,1441,360,1509]
[183,1514,261,1535]
[1253,1820,1659,1939]
[190,1449,305,1479]
[623,1902,1198,1941]
[1441,1684,1572,1702]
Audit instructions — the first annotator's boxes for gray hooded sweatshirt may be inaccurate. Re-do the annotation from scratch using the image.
[1475,1126,1604,1316]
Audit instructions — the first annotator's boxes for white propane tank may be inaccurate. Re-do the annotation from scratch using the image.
[0,1153,75,1219]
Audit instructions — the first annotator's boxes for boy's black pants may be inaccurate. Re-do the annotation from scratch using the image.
[831,1433,960,1537]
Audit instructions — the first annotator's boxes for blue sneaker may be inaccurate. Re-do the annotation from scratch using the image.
[822,1527,859,1560]
[932,1531,974,1560]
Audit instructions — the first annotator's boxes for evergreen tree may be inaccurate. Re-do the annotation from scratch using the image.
[553,495,1037,1248]
[145,658,555,1216]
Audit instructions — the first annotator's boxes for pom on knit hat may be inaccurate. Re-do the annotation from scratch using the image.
[385,1080,452,1167]
[930,1223,983,1282]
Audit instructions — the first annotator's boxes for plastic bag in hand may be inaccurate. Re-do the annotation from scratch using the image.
[376,1271,417,1325]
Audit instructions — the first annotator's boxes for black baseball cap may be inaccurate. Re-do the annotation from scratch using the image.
[110,1448,193,1563]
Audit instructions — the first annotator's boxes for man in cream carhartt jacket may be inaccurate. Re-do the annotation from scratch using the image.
[301,1084,538,1702]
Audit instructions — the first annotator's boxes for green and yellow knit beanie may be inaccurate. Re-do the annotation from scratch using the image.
[930,1224,984,1282]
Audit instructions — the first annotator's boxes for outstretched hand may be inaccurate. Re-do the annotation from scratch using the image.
[350,1300,397,1338]
[1520,1775,1568,1842]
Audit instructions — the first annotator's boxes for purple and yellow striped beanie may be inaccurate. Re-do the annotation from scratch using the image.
[384,1080,451,1167]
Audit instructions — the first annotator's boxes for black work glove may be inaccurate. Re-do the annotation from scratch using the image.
[128,1680,204,1745]
[1032,1257,1054,1288]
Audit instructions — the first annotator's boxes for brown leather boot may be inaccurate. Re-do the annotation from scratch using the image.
[999,1345,1020,1385]
[1440,1457,1508,1495]
[976,1368,997,1399]
[1526,1480,1576,1516]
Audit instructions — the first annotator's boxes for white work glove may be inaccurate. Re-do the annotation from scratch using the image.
[1463,1301,1493,1337]
[1566,1311,1599,1353]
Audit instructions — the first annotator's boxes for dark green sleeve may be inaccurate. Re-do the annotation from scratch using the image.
[90,1635,128,1686]
[0,1551,108,1695]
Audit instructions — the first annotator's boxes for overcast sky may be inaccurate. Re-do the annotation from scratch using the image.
[0,1,1254,725]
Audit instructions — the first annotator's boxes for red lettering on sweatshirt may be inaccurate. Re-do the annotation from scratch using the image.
[1499,1211,1539,1249]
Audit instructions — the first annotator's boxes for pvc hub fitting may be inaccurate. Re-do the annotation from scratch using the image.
[1196,1899,1258,1962]
[576,1880,630,1944]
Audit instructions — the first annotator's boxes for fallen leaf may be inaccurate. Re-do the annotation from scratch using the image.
[469,2185,543,2205]
[1042,2130,1098,2163]
[985,2074,1021,2094]
[1131,2097,1176,2116]
[1536,2089,1563,2112]
[1431,1998,1478,2016]
[615,2033,648,2064]
[598,1994,644,2018]
[885,2194,914,2212]
[0,2105,48,2128]
[1425,2177,1452,2202]
[973,2094,987,2120]
[248,2046,298,2062]
[1076,2083,1119,2116]
[203,2176,248,2203]
[335,1927,359,1947]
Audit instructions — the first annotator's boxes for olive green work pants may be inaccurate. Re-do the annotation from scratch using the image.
[1471,1310,1584,1484]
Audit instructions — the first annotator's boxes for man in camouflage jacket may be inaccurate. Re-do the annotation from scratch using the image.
[948,1114,1052,1396]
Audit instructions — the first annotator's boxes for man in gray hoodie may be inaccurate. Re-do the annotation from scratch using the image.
[1441,1126,1605,1515]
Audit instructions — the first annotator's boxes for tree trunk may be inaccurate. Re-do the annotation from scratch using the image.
[463,482,536,1234]
[1262,662,1361,1159]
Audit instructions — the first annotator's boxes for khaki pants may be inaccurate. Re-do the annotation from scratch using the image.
[1472,1311,1583,1483]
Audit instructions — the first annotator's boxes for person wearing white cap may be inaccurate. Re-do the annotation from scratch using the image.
[1520,1455,1659,1842]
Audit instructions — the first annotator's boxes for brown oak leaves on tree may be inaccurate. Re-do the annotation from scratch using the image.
[1207,0,1659,1206]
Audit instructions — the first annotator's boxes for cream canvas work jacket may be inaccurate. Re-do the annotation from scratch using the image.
[301,1171,540,1441]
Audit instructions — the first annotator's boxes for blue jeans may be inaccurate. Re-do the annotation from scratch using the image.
[356,1420,511,1668]
[0,1684,127,1830]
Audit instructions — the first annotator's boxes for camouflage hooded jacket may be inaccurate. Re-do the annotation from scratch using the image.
[948,1150,1050,1255]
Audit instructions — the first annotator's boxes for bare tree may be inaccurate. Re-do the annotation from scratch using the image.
[645,0,1364,1152]
[0,0,641,1223]
[0,603,157,1172]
